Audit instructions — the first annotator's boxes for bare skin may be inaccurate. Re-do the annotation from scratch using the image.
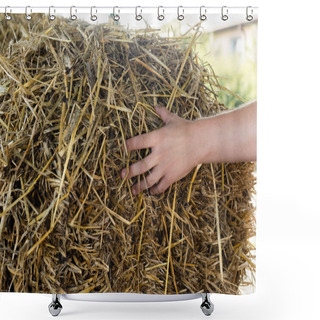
[121,100,257,195]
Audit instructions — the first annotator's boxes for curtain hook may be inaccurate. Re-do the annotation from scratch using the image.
[90,6,97,21]
[177,6,184,21]
[5,6,12,21]
[200,6,207,21]
[157,6,165,21]
[221,6,228,21]
[70,6,77,21]
[113,6,120,21]
[135,6,142,21]
[49,6,56,21]
[25,6,32,20]
[246,6,253,21]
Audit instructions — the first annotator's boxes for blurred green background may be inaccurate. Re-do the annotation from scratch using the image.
[197,21,257,109]
[160,18,258,109]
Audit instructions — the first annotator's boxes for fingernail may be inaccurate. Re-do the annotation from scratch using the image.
[121,169,126,179]
[132,188,137,195]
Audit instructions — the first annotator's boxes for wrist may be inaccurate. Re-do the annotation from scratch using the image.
[189,117,221,165]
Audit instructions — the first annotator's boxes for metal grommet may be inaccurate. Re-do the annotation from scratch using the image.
[221,6,228,21]
[70,6,77,21]
[5,6,12,21]
[246,6,253,21]
[135,6,142,21]
[177,6,184,21]
[200,6,207,21]
[25,6,32,20]
[90,6,97,21]
[157,6,165,21]
[49,6,56,21]
[113,6,120,21]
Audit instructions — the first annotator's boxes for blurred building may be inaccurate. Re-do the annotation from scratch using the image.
[210,19,258,63]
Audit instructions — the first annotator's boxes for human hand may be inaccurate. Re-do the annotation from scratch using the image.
[121,105,201,195]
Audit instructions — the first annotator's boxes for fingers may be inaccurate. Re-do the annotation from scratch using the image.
[155,105,175,124]
[124,106,176,153]
[124,105,176,149]
[150,176,171,195]
[121,153,157,180]
[131,167,161,195]
[125,131,156,153]
[121,105,177,195]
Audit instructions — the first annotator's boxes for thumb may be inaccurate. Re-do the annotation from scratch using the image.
[155,105,174,124]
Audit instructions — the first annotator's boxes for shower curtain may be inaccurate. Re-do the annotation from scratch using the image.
[0,6,257,295]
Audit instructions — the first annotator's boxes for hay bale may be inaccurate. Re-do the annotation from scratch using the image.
[0,14,256,294]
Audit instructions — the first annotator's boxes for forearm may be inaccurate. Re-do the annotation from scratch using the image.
[192,100,257,163]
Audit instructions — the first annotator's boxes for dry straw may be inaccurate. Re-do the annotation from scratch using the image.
[0,14,256,294]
